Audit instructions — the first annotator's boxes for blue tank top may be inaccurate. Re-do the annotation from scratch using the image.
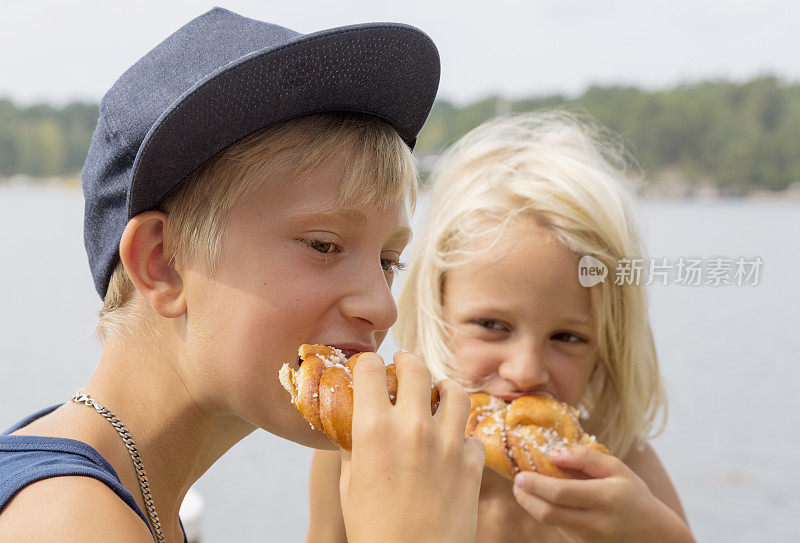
[0,404,188,542]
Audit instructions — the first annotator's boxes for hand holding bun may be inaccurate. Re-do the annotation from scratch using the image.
[280,345,606,480]
[279,344,440,451]
[466,392,609,480]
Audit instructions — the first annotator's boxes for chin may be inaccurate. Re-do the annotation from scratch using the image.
[261,405,340,451]
[301,433,339,451]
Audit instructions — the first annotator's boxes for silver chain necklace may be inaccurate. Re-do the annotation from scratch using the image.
[72,391,166,543]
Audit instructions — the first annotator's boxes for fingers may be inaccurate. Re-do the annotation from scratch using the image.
[512,482,609,534]
[463,436,487,475]
[513,471,607,510]
[512,482,587,524]
[351,352,390,415]
[511,445,624,510]
[342,350,484,543]
[393,350,435,416]
[392,352,475,454]
[432,378,471,443]
[548,445,622,479]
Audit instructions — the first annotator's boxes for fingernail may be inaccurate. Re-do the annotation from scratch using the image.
[549,448,566,458]
[514,473,527,487]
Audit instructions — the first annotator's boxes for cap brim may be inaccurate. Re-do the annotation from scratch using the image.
[128,23,439,218]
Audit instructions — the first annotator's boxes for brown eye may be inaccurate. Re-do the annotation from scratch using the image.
[309,240,334,253]
[476,319,506,331]
[552,332,586,344]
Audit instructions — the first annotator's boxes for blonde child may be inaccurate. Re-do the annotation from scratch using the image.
[308,111,694,542]
[0,8,484,542]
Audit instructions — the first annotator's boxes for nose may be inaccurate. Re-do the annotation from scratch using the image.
[497,340,549,391]
[339,260,398,333]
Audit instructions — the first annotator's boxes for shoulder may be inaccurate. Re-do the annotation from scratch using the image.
[0,476,153,541]
[623,441,688,523]
[621,440,670,485]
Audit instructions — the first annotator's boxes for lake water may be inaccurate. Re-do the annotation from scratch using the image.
[1,184,798,542]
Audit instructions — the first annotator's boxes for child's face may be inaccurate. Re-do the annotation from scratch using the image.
[182,147,411,449]
[442,218,597,407]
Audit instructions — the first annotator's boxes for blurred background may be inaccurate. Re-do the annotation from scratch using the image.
[1,1,799,541]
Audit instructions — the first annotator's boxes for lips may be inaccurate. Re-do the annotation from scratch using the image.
[497,394,526,402]
[497,390,555,402]
[324,343,376,359]
[338,349,361,358]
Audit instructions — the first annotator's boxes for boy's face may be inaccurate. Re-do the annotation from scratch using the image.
[182,146,411,449]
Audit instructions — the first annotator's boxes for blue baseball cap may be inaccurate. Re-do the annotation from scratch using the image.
[82,6,440,299]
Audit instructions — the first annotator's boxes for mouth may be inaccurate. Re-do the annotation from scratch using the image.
[497,390,555,402]
[296,343,376,366]
[338,349,361,358]
[329,343,375,359]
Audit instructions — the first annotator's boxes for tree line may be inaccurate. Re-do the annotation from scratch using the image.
[418,76,800,192]
[0,99,97,179]
[1,76,798,192]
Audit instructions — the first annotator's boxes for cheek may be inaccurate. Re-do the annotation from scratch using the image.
[219,236,339,316]
[550,352,597,405]
[241,254,342,326]
[450,335,502,381]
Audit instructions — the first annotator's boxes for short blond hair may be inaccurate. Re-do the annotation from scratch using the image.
[98,113,418,343]
[395,111,665,457]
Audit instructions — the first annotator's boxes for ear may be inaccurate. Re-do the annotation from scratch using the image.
[119,210,186,318]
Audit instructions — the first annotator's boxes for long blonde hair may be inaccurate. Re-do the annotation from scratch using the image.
[396,111,665,457]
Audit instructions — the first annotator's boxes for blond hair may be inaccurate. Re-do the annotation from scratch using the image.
[396,111,665,457]
[98,113,418,343]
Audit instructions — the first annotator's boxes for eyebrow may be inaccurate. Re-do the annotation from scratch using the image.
[562,316,593,329]
[296,208,413,247]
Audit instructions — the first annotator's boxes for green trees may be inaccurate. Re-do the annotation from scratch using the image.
[1,76,799,191]
[416,76,800,192]
[0,99,97,178]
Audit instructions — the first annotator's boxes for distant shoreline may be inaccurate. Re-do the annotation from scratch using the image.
[3,175,800,203]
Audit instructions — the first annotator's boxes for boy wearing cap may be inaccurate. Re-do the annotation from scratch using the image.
[0,8,484,543]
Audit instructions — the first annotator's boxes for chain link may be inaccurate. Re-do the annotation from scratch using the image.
[72,391,166,543]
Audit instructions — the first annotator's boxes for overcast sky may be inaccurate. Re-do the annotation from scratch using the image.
[2,0,798,105]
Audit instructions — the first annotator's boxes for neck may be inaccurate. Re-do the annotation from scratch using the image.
[78,325,256,539]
